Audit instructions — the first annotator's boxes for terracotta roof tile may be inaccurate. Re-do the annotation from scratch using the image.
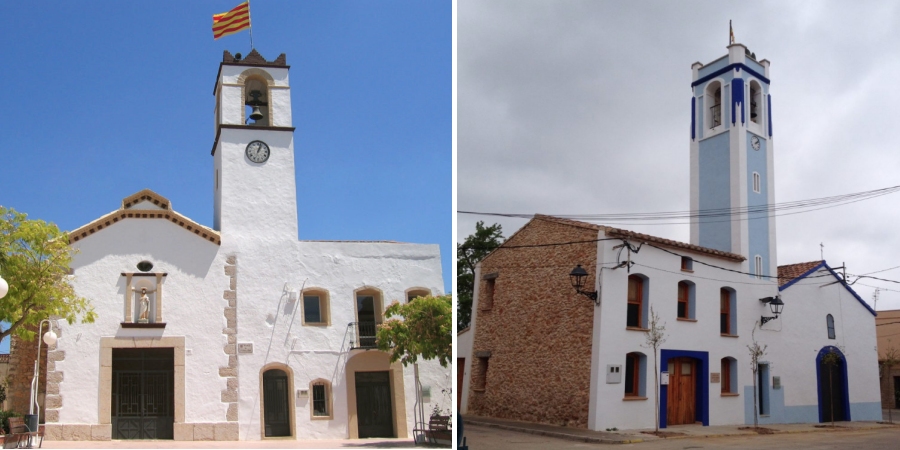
[776,260,824,287]
[532,215,745,262]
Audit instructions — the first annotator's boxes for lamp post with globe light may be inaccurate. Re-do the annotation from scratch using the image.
[26,319,57,443]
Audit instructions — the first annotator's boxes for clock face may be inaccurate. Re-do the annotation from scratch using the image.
[246,140,270,163]
[751,136,761,151]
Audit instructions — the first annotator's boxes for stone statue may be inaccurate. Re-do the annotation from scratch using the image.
[138,288,150,323]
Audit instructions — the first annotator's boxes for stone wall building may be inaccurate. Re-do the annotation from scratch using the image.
[876,309,900,409]
[8,49,449,442]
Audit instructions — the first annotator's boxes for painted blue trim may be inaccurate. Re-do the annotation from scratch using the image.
[767,94,773,137]
[659,350,709,428]
[691,63,771,88]
[731,78,745,126]
[779,261,877,316]
[815,346,851,422]
[691,97,696,141]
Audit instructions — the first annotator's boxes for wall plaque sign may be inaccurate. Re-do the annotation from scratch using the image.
[238,343,253,354]
[711,372,720,383]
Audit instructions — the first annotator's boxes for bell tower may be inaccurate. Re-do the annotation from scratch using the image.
[212,50,298,240]
[689,43,776,279]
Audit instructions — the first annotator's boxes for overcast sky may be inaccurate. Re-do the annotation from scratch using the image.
[458,1,900,311]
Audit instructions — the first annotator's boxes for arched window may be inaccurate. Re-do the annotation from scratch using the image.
[301,288,331,326]
[677,281,696,320]
[721,357,738,394]
[627,275,649,329]
[243,75,271,126]
[310,378,334,420]
[721,287,736,336]
[405,287,431,303]
[754,255,763,279]
[624,352,647,398]
[354,287,384,348]
[753,172,761,193]
[706,81,723,130]
[749,80,762,124]
[827,314,836,339]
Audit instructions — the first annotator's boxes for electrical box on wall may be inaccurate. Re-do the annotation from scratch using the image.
[772,376,781,389]
[606,365,622,383]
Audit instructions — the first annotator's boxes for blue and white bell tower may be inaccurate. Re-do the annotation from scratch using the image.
[689,43,776,279]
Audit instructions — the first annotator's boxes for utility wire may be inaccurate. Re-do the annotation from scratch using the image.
[459,184,900,225]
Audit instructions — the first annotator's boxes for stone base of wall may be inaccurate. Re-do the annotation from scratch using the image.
[45,422,239,441]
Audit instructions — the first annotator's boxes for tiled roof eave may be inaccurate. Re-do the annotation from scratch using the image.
[68,209,220,246]
[604,227,746,262]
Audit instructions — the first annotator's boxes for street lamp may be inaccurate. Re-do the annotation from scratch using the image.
[569,265,599,304]
[759,295,785,325]
[0,263,8,299]
[27,319,58,437]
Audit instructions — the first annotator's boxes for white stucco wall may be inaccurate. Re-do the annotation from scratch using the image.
[61,218,228,425]
[587,233,879,431]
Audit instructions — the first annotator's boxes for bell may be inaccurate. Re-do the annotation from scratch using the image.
[249,105,264,122]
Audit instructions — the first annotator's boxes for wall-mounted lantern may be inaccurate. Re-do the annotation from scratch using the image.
[569,265,599,304]
[759,294,784,325]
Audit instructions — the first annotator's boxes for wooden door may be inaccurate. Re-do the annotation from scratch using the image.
[667,357,697,425]
[356,371,394,438]
[457,358,465,406]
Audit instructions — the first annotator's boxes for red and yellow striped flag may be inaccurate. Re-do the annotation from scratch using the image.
[213,2,251,40]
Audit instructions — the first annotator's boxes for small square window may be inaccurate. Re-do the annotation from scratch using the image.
[681,257,693,271]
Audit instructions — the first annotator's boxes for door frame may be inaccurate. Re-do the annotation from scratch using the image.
[816,346,851,422]
[659,350,709,428]
[258,362,296,439]
[346,351,407,439]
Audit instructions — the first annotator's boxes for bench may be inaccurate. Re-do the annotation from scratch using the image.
[425,415,451,444]
[5,417,42,449]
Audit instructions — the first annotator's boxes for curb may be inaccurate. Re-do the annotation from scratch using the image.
[467,419,899,444]
[464,419,645,445]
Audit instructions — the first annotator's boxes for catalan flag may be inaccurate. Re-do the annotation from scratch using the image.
[213,2,251,40]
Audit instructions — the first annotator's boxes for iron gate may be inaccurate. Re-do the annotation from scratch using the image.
[112,348,174,439]
[263,369,291,437]
[355,371,394,438]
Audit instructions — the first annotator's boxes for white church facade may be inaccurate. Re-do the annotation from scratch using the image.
[459,43,881,430]
[39,50,448,442]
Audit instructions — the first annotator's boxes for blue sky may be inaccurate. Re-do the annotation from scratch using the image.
[0,1,451,353]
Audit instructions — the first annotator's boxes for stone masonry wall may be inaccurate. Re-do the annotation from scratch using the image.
[880,363,900,409]
[220,255,238,423]
[468,217,598,428]
[8,324,50,417]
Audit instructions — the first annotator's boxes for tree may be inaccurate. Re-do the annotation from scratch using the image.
[882,342,900,423]
[376,294,451,367]
[747,322,768,428]
[642,306,667,433]
[457,221,504,329]
[0,207,96,342]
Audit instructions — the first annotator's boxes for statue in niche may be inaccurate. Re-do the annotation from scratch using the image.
[138,288,150,323]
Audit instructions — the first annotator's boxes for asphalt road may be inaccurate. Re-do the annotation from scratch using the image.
[465,424,900,450]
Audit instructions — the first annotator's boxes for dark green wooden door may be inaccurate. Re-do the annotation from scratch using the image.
[355,371,394,438]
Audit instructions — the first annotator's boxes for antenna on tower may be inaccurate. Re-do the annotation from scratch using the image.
[820,242,824,261]
[874,288,881,311]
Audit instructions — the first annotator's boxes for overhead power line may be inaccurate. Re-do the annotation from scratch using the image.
[458,184,900,225]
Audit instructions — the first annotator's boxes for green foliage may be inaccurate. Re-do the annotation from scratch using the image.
[376,294,452,368]
[0,410,21,434]
[0,384,6,406]
[457,221,504,329]
[0,207,96,342]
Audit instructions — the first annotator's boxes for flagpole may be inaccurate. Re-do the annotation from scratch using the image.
[248,0,254,50]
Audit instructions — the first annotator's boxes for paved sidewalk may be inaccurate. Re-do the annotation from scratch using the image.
[37,437,448,449]
[462,414,900,445]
